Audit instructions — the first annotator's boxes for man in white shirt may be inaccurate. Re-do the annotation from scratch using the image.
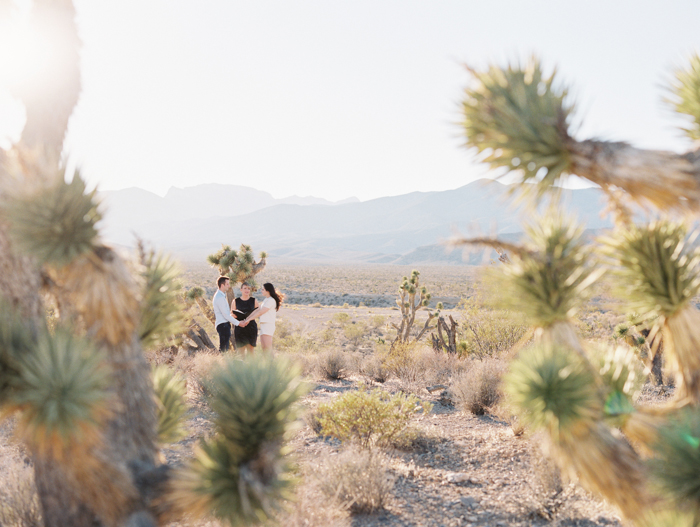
[212,276,241,352]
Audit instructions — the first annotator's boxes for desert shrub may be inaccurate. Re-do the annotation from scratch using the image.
[0,461,42,527]
[276,330,318,354]
[282,352,316,378]
[451,357,507,415]
[182,350,225,399]
[369,315,386,330]
[343,322,366,345]
[275,318,294,339]
[310,302,322,308]
[316,384,432,449]
[342,303,350,309]
[332,312,351,326]
[460,300,528,357]
[390,425,442,452]
[316,447,395,514]
[360,355,388,383]
[380,342,421,381]
[318,350,348,380]
[320,327,336,343]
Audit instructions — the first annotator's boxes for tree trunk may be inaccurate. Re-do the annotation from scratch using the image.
[15,0,81,153]
[33,456,101,527]
[640,328,664,387]
[187,319,216,350]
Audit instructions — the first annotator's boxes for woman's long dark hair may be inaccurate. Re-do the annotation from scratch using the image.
[263,283,284,311]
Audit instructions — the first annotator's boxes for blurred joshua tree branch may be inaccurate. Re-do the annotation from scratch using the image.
[461,56,700,213]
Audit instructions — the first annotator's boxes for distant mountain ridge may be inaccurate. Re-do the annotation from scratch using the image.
[100,179,612,265]
[98,183,359,242]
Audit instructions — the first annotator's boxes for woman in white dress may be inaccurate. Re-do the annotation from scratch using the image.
[243,282,284,351]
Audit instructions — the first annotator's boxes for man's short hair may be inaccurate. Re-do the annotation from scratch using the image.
[217,276,229,288]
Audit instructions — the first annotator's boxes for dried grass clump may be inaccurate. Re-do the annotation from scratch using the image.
[317,350,348,381]
[380,342,421,381]
[360,355,388,383]
[316,447,395,514]
[180,350,225,399]
[275,468,349,527]
[451,357,507,415]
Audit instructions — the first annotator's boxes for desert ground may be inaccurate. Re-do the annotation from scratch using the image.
[1,263,642,526]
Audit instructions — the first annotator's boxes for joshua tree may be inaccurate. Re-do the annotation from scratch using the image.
[0,2,306,526]
[207,243,267,305]
[459,55,700,525]
[391,270,442,347]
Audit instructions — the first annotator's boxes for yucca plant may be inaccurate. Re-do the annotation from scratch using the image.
[152,365,188,445]
[170,354,309,525]
[505,344,651,521]
[461,54,700,524]
[185,285,216,325]
[207,243,267,294]
[391,270,441,346]
[459,212,603,356]
[650,407,700,521]
[462,56,700,212]
[462,57,574,195]
[601,221,700,404]
[0,4,307,522]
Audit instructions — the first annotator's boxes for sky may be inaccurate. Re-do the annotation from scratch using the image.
[1,0,699,201]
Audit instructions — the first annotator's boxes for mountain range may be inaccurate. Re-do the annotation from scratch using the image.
[99,179,612,264]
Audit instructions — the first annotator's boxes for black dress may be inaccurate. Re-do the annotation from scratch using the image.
[233,296,257,348]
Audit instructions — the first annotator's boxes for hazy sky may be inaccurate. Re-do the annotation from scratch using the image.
[1,1,699,201]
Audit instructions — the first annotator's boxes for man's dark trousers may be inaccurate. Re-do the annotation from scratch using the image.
[217,322,231,352]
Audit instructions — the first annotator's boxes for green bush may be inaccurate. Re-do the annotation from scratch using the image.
[369,315,386,330]
[343,323,366,345]
[332,312,351,326]
[459,299,528,357]
[315,385,431,449]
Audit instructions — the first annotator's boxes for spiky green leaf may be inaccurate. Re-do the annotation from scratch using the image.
[600,220,700,321]
[667,53,700,141]
[651,407,700,514]
[186,286,205,301]
[182,434,294,526]
[0,301,34,408]
[12,327,111,455]
[461,57,575,194]
[3,171,101,267]
[152,365,188,444]
[505,344,600,437]
[139,251,185,348]
[489,212,601,327]
[175,354,307,525]
[206,354,309,461]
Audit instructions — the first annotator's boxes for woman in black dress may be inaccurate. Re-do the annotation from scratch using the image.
[232,282,259,354]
